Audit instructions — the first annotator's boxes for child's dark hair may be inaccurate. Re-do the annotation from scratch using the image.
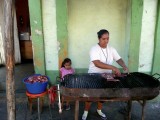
[97,29,109,39]
[61,58,72,68]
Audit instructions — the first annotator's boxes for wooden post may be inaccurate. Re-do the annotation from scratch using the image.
[127,100,132,120]
[141,100,146,120]
[4,0,16,120]
[75,100,79,120]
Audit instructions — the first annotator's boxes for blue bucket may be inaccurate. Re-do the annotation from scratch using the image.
[23,74,49,94]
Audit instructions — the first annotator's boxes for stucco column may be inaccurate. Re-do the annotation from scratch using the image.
[56,0,68,69]
[42,0,59,84]
[152,1,160,74]
[28,0,46,74]
[128,0,143,72]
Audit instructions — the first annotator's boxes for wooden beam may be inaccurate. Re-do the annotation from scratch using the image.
[4,0,15,120]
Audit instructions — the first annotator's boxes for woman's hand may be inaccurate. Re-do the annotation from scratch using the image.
[112,66,121,76]
[123,66,129,74]
[116,59,129,74]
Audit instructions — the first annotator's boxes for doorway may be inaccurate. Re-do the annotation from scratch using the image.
[15,0,33,63]
[14,0,34,91]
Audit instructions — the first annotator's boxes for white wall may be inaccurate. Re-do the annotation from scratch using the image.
[139,0,158,72]
[41,0,158,73]
[68,0,129,69]
[42,0,59,71]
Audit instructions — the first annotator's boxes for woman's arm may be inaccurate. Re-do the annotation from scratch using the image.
[116,58,129,73]
[93,60,121,75]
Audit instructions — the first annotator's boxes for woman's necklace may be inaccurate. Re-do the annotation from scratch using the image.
[101,47,108,63]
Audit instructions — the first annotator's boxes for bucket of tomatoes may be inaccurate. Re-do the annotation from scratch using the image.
[23,74,49,94]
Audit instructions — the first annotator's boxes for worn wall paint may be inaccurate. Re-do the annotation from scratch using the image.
[124,0,131,66]
[139,0,158,72]
[68,0,129,69]
[56,0,68,69]
[42,0,59,71]
[28,0,45,74]
[128,0,143,72]
[152,0,160,74]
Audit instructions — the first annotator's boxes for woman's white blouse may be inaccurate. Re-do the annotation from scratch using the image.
[88,44,121,73]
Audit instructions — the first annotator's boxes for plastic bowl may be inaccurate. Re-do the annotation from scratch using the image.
[23,74,49,94]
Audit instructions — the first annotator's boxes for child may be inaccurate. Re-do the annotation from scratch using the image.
[60,58,75,110]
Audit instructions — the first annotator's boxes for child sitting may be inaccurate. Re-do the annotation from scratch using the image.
[60,58,75,110]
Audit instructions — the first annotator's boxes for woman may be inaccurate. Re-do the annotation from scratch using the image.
[82,29,128,120]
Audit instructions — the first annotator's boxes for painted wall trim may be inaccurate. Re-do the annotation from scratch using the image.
[128,0,143,72]
[28,0,45,74]
[152,1,160,74]
[56,0,68,69]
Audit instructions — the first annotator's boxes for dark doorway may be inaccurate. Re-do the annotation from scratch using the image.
[15,0,33,63]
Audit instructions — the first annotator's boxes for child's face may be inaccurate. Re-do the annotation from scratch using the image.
[64,62,71,69]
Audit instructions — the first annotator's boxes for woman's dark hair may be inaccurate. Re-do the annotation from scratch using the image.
[61,58,72,68]
[97,29,109,39]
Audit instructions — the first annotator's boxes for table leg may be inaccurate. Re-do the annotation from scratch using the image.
[28,97,32,114]
[127,100,132,120]
[40,97,43,113]
[141,100,146,120]
[48,94,53,120]
[75,100,79,120]
[61,96,64,109]
[38,97,41,120]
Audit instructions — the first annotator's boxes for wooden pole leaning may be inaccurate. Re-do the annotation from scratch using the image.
[4,0,16,120]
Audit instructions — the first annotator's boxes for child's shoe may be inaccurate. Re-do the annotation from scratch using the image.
[82,111,88,120]
[97,110,107,120]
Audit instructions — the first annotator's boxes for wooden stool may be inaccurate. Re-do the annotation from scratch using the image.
[26,90,48,120]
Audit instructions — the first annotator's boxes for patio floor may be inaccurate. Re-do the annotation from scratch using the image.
[0,92,160,120]
[0,63,160,120]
